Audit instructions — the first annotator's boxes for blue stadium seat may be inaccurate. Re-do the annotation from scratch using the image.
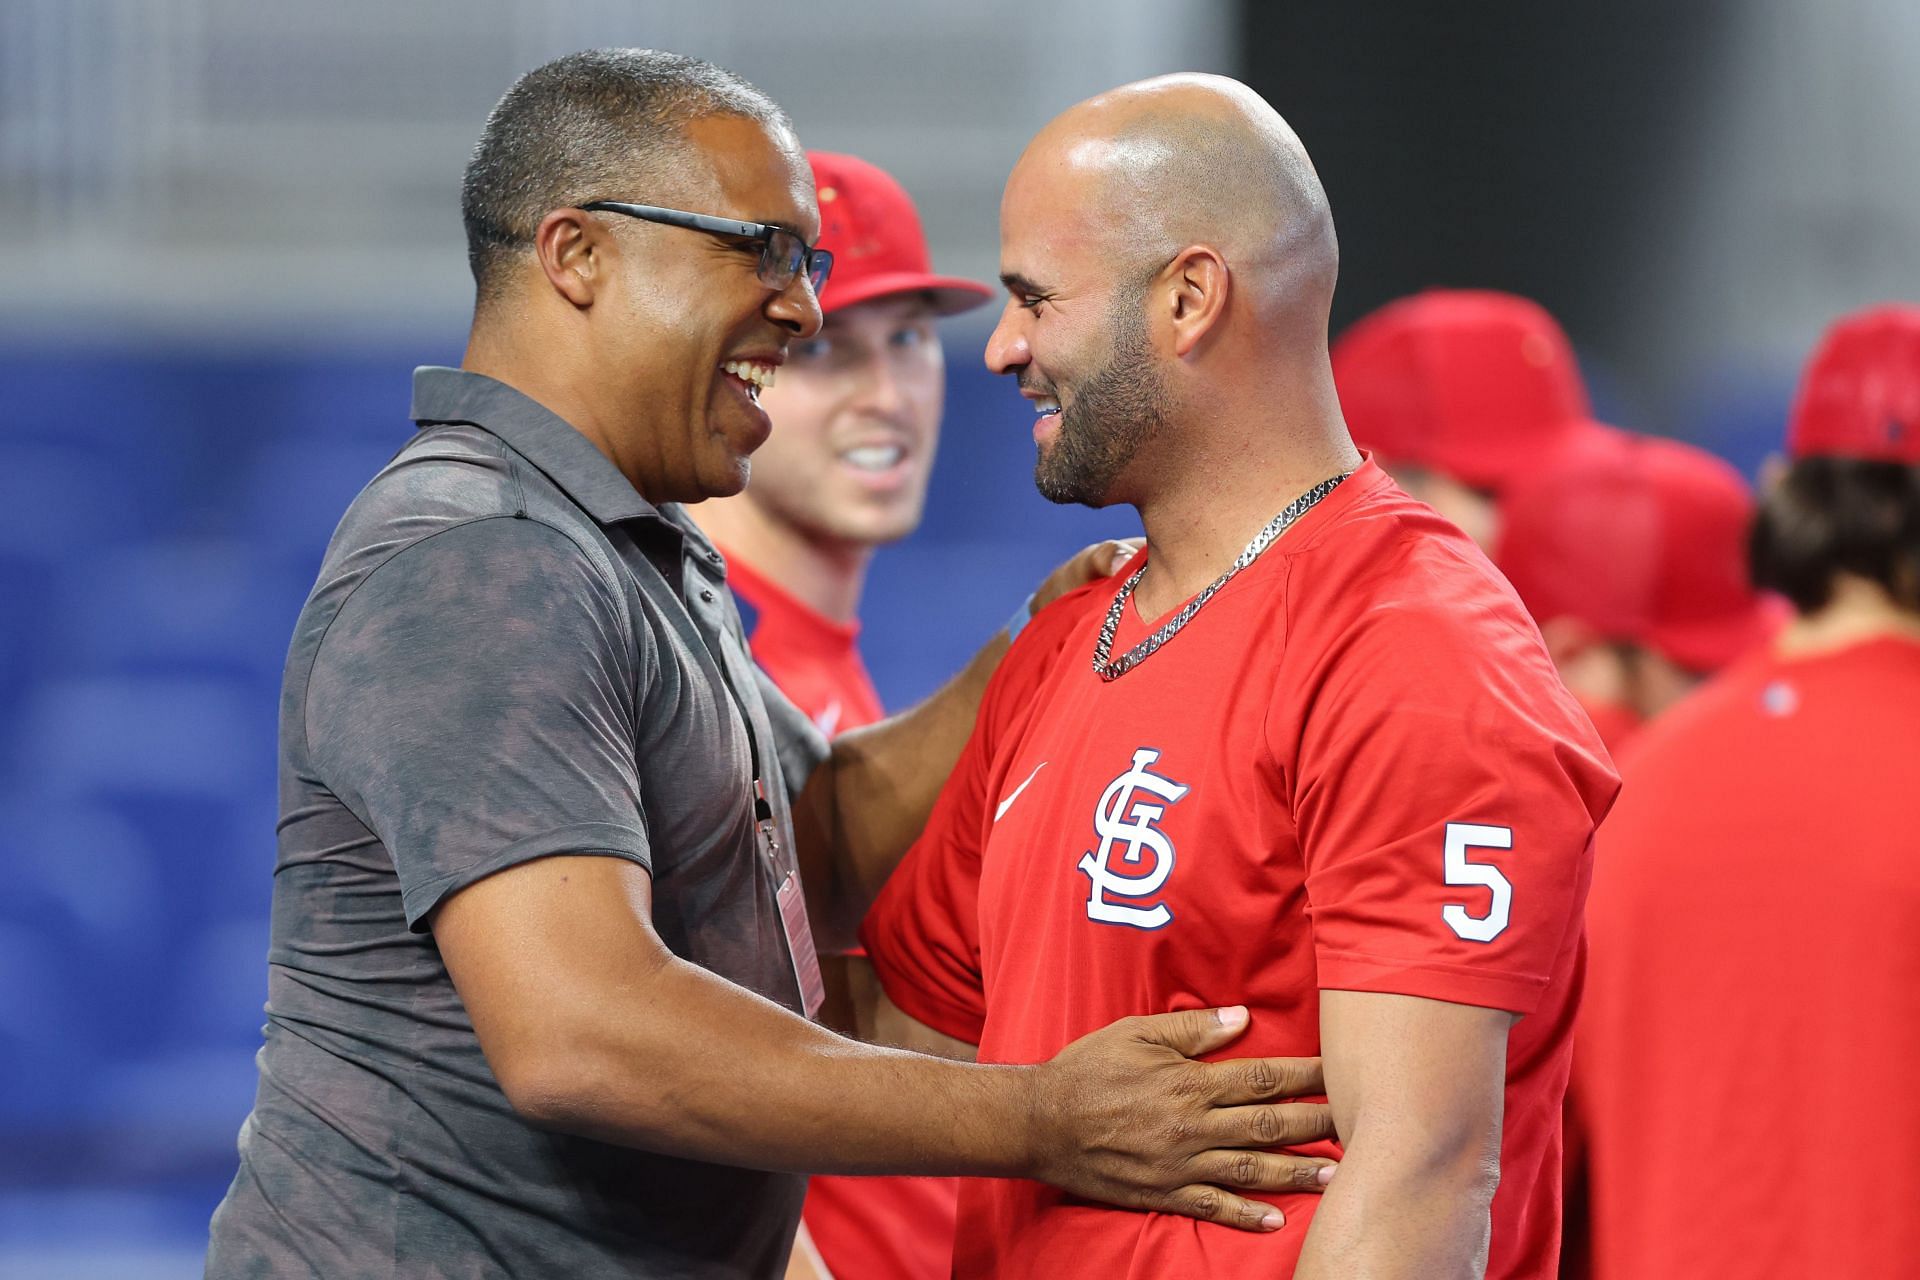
[48,539,309,683]
[10,675,271,800]
[235,433,408,558]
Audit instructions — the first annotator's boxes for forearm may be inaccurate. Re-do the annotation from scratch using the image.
[1292,1133,1499,1280]
[799,632,1006,944]
[517,945,1025,1175]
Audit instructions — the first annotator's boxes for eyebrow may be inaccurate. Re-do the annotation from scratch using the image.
[999,271,1050,297]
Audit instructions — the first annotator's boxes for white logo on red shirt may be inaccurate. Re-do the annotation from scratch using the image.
[994,761,1048,823]
[1078,747,1189,930]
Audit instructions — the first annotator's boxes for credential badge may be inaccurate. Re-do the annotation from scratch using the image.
[1077,747,1188,929]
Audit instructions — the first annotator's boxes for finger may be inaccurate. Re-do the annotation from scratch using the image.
[1155,1184,1286,1233]
[1205,1101,1337,1150]
[1129,1005,1250,1057]
[1194,1148,1340,1195]
[1199,1054,1325,1105]
[1102,537,1144,574]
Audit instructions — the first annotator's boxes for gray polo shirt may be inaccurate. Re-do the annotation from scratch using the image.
[205,366,829,1279]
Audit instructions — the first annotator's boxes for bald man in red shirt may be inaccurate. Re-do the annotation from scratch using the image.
[1568,304,1920,1279]
[861,76,1617,1279]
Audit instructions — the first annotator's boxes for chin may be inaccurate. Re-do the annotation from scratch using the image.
[700,458,752,501]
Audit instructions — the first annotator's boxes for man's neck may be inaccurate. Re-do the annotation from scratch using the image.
[463,324,656,498]
[1129,389,1360,620]
[1776,576,1920,658]
[693,495,872,625]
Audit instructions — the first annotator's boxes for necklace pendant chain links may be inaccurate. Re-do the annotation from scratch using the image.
[1091,471,1352,682]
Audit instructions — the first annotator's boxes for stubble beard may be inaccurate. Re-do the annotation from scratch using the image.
[1033,301,1171,508]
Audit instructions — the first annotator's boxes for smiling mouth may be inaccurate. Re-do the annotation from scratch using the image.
[841,443,907,473]
[721,358,777,403]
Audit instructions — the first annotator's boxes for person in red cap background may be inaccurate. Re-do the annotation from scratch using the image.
[1494,429,1785,755]
[1331,289,1607,551]
[1564,303,1920,1280]
[693,150,987,1280]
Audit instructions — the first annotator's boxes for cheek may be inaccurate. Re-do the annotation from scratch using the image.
[756,381,839,466]
[905,359,946,434]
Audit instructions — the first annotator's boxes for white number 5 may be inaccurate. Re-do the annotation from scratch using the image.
[1442,822,1513,943]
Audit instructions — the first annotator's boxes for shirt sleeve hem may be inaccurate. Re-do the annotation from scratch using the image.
[1316,948,1548,1016]
[401,822,653,931]
[859,923,986,1046]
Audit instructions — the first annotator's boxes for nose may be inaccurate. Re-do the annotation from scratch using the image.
[767,274,824,338]
[850,349,910,418]
[984,300,1030,376]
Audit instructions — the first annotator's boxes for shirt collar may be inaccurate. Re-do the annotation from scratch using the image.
[409,366,663,529]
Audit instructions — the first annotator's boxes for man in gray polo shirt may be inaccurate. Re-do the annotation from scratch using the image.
[205,50,1335,1280]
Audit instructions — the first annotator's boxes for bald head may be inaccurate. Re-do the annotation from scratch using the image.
[1008,73,1336,319]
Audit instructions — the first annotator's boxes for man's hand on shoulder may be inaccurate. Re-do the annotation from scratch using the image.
[1029,538,1143,617]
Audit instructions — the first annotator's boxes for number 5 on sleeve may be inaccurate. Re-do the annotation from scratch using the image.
[1441,822,1513,943]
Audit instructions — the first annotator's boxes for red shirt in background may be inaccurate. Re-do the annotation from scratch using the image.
[863,461,1618,1279]
[1571,634,1920,1280]
[727,556,885,738]
[723,551,958,1280]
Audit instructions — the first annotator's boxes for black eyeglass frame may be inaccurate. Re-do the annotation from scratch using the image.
[580,200,833,294]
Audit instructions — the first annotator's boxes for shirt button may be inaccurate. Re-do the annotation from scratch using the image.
[707,550,723,564]
[699,589,716,604]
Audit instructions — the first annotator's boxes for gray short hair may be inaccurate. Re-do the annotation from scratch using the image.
[461,48,791,301]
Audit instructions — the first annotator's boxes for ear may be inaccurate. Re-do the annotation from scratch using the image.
[1160,245,1230,359]
[532,207,605,309]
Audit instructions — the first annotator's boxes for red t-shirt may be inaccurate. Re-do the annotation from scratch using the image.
[862,461,1618,1279]
[726,554,886,738]
[1570,634,1920,1280]
[724,551,958,1280]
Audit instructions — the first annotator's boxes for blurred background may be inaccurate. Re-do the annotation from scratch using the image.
[1,1,1915,1273]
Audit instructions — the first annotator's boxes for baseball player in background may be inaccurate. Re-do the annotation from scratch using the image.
[1493,428,1785,753]
[694,149,994,1280]
[859,74,1619,1279]
[1330,288,1608,552]
[1567,304,1920,1280]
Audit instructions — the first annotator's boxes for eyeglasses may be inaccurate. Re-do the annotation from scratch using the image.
[581,200,833,295]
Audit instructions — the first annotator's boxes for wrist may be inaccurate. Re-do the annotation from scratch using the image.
[1005,1060,1054,1182]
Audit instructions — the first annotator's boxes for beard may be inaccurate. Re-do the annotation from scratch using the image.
[1032,298,1171,508]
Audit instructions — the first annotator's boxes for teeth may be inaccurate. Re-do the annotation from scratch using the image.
[722,359,777,390]
[843,445,905,472]
[1033,397,1060,415]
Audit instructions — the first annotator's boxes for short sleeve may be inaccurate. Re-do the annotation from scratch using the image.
[860,582,1108,1044]
[306,516,651,928]
[1287,575,1618,1016]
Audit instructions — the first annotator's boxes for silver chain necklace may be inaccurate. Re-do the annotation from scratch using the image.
[1091,472,1351,682]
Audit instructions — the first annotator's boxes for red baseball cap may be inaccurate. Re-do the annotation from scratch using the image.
[1496,428,1785,674]
[1332,289,1601,494]
[807,151,993,317]
[1786,303,1920,464]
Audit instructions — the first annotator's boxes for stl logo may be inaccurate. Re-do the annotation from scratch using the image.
[1077,747,1189,930]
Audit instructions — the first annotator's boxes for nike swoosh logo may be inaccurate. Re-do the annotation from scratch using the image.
[994,761,1048,823]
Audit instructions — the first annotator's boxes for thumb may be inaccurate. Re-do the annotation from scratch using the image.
[1133,1005,1250,1057]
